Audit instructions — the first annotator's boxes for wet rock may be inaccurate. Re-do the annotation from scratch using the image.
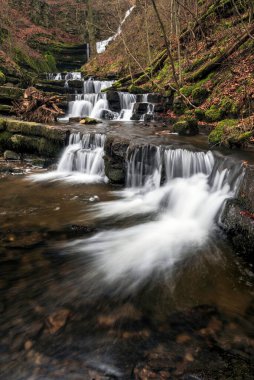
[220,165,254,262]
[133,102,149,115]
[173,118,199,136]
[4,150,20,160]
[45,308,72,334]
[100,110,116,120]
[104,135,130,184]
[107,90,121,112]
[69,117,81,123]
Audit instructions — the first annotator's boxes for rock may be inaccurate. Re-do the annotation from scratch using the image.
[100,110,116,120]
[107,90,121,112]
[4,150,20,160]
[10,134,63,157]
[173,95,186,115]
[132,102,149,114]
[69,117,81,123]
[173,117,199,136]
[80,117,99,125]
[104,136,129,184]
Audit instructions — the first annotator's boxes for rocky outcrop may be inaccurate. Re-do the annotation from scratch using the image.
[104,135,129,183]
[220,165,254,262]
[0,118,69,158]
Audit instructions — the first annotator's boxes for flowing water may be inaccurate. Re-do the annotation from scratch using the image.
[0,132,253,379]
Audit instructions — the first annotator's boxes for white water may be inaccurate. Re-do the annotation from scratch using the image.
[96,6,136,54]
[29,133,108,184]
[67,146,243,291]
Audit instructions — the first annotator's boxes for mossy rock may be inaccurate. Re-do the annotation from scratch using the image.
[173,117,199,136]
[219,97,239,118]
[0,104,12,114]
[195,108,206,121]
[10,134,62,157]
[5,119,68,142]
[0,71,6,85]
[0,86,24,102]
[0,118,6,131]
[80,117,99,125]
[208,119,238,146]
[192,87,209,106]
[0,131,13,151]
[205,106,223,122]
[173,96,186,115]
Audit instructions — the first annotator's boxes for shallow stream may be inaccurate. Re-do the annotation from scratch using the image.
[0,126,253,379]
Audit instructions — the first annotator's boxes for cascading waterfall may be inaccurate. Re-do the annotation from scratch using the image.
[30,133,108,184]
[67,145,244,291]
[96,6,136,54]
[47,72,155,122]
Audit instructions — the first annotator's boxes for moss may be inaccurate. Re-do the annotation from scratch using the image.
[0,118,6,131]
[0,131,13,151]
[0,86,24,101]
[44,53,57,72]
[208,119,238,145]
[5,119,67,142]
[0,104,12,114]
[192,87,209,106]
[10,134,62,157]
[0,70,6,85]
[205,105,223,122]
[80,117,99,125]
[173,117,199,136]
[219,97,239,117]
[195,108,206,121]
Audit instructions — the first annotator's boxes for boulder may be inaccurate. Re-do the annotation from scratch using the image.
[100,110,116,120]
[4,150,20,160]
[173,117,199,136]
[220,165,254,262]
[106,91,121,112]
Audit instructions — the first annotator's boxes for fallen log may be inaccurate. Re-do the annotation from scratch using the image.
[12,87,64,124]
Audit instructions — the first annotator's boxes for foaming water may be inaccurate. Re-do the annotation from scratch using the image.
[67,146,243,291]
[29,133,108,184]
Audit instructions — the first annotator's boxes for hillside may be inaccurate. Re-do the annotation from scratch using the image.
[84,0,254,146]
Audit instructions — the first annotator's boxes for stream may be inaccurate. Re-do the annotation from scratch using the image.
[0,123,254,379]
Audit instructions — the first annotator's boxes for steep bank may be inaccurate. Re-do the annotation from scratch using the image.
[84,0,254,147]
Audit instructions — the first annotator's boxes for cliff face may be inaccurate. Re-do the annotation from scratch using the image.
[0,0,90,84]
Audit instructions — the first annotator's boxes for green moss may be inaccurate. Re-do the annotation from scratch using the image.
[195,108,206,121]
[173,117,199,136]
[0,70,6,85]
[10,134,62,157]
[192,87,209,106]
[219,97,239,117]
[44,53,57,72]
[80,117,99,125]
[205,105,223,122]
[208,119,238,145]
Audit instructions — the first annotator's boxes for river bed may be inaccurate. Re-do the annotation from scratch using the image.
[0,127,254,379]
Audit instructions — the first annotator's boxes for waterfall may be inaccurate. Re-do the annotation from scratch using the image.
[96,6,136,54]
[46,72,155,122]
[67,145,243,291]
[29,133,108,184]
